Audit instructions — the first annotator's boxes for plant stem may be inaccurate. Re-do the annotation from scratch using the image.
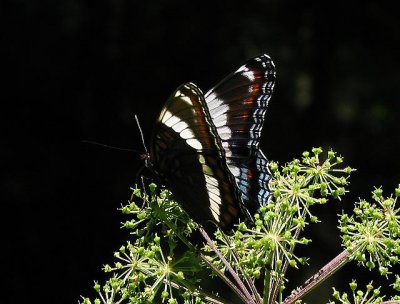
[167,280,226,304]
[282,250,350,304]
[220,232,263,303]
[199,228,257,304]
[263,254,273,304]
[152,199,250,303]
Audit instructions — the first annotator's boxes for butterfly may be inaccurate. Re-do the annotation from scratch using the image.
[144,54,276,231]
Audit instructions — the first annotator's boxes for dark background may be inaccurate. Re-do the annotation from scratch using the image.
[3,0,400,303]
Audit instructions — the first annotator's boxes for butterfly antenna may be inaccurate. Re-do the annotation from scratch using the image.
[135,114,148,155]
[81,140,141,153]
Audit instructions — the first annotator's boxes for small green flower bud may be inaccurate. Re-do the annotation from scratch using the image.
[121,206,131,214]
[132,188,141,197]
[367,261,376,269]
[177,271,185,280]
[302,151,310,158]
[124,220,136,229]
[269,162,279,172]
[128,282,136,291]
[137,212,146,220]
[137,247,145,255]
[373,188,383,198]
[289,259,297,267]
[349,281,357,291]
[328,150,335,159]
[383,198,393,207]
[300,237,310,245]
[332,289,340,299]
[379,266,388,276]
[345,166,353,174]
[337,187,345,195]
[149,183,157,192]
[146,250,155,258]
[238,222,247,231]
[253,269,261,279]
[395,186,400,197]
[161,290,169,298]
[312,147,322,155]
[393,276,400,291]
[94,282,101,293]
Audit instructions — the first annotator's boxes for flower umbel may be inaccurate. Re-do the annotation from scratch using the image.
[340,186,400,273]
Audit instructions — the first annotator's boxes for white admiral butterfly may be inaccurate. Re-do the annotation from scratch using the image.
[144,54,275,231]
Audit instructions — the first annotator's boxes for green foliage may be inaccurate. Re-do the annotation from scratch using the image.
[340,187,400,274]
[80,148,400,304]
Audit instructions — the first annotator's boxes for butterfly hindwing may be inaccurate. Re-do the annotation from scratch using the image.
[150,83,244,230]
[148,54,276,231]
[205,54,276,215]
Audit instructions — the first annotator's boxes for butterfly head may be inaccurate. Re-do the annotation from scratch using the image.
[140,152,151,167]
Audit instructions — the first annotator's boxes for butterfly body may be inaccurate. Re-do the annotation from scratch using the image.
[146,54,276,231]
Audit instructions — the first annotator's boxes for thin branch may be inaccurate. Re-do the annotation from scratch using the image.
[219,231,262,303]
[199,228,257,304]
[282,250,349,304]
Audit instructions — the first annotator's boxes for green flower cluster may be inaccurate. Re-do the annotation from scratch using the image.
[81,186,210,304]
[204,148,353,301]
[329,281,400,304]
[340,186,400,273]
[80,148,399,304]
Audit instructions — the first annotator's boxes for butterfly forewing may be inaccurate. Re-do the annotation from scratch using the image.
[150,83,244,230]
[205,54,276,215]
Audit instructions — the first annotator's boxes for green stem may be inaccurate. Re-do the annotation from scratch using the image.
[263,254,273,304]
[152,199,251,303]
[199,228,257,304]
[167,279,226,304]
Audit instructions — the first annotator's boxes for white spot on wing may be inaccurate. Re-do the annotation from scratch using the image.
[204,173,221,221]
[174,121,188,132]
[180,128,194,139]
[186,138,203,149]
[181,95,193,105]
[206,95,224,111]
[236,65,248,73]
[161,110,172,123]
[161,110,203,149]
[213,113,228,127]
[163,112,180,126]
[198,154,206,164]
[218,126,232,140]
[228,165,240,177]
[242,70,255,81]
[210,104,229,117]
